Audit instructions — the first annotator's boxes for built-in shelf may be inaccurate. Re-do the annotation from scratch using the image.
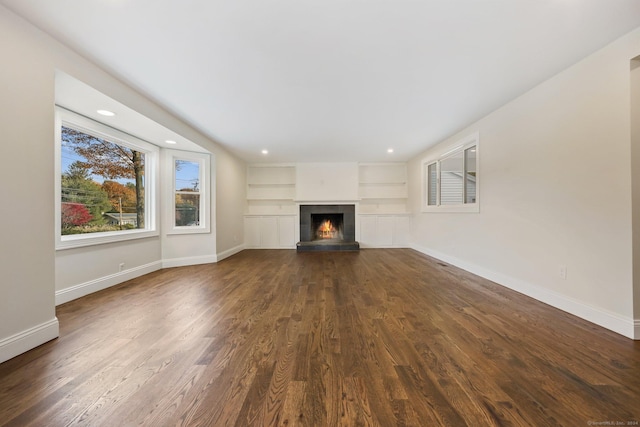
[358,182,406,186]
[248,183,295,187]
[247,165,296,202]
[246,198,294,201]
[360,197,409,200]
[247,165,295,184]
[245,165,296,248]
[358,163,409,213]
[357,214,411,248]
[244,215,296,248]
[243,163,413,247]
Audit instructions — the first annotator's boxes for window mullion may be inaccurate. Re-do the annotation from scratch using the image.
[462,150,467,204]
[436,161,441,206]
[421,132,479,213]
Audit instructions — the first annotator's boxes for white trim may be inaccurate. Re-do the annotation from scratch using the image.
[358,212,412,216]
[54,247,247,307]
[410,243,638,340]
[294,200,361,203]
[166,150,211,235]
[440,144,465,158]
[56,229,159,250]
[217,244,245,262]
[0,318,59,364]
[162,254,217,268]
[55,261,162,305]
[422,204,480,213]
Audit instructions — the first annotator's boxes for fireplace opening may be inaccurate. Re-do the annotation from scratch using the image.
[297,204,359,251]
[311,214,343,241]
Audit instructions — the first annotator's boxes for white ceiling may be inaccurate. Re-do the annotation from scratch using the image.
[55,71,208,153]
[4,1,640,163]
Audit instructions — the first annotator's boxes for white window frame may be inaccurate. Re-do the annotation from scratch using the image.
[421,132,479,213]
[55,107,159,250]
[166,150,211,235]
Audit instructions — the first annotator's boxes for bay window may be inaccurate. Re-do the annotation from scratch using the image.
[56,107,159,249]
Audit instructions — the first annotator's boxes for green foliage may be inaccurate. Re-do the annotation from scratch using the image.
[62,126,145,229]
[61,223,135,235]
[61,164,111,225]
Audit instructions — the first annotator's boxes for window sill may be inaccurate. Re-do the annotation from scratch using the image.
[166,226,211,236]
[421,204,480,213]
[56,229,159,250]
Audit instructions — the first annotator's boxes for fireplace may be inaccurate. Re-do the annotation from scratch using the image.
[297,205,359,251]
[312,214,343,241]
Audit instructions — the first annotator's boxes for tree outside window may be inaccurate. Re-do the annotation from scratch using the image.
[174,159,200,227]
[61,126,146,235]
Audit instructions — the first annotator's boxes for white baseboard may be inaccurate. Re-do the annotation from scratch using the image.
[410,244,638,340]
[162,254,217,268]
[55,261,162,306]
[217,244,245,261]
[0,318,59,364]
[55,247,247,306]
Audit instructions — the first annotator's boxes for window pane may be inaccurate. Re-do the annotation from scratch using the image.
[464,146,477,204]
[175,160,200,192]
[175,194,200,226]
[61,126,145,234]
[427,163,437,206]
[440,150,463,205]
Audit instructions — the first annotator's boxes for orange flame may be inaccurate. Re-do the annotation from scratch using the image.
[320,220,334,232]
[318,220,336,238]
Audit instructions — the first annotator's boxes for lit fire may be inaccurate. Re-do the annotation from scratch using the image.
[318,220,337,239]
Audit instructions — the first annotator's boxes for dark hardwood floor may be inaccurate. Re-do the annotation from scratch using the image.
[0,249,639,426]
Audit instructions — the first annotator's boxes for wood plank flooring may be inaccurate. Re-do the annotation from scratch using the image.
[1,249,639,426]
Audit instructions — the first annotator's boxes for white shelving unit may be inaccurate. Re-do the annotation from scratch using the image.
[357,163,411,247]
[244,215,296,249]
[245,165,297,248]
[358,163,409,213]
[358,214,411,248]
[243,162,413,249]
[247,164,296,202]
[246,164,296,215]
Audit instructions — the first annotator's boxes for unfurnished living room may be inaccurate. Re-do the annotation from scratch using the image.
[1,1,640,426]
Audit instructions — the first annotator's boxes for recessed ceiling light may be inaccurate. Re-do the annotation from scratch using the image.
[387,148,394,153]
[261,149,269,155]
[96,109,115,117]
[165,140,177,144]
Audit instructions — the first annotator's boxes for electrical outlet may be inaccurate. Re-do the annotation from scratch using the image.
[559,264,567,280]
[119,262,125,272]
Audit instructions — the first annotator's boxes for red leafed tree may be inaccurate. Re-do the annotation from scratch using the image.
[61,202,92,228]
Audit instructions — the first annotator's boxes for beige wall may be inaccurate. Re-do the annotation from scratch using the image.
[0,7,58,362]
[409,27,640,339]
[631,57,640,322]
[0,5,246,362]
[215,149,247,258]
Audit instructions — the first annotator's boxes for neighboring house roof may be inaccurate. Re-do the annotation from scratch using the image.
[104,213,137,224]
